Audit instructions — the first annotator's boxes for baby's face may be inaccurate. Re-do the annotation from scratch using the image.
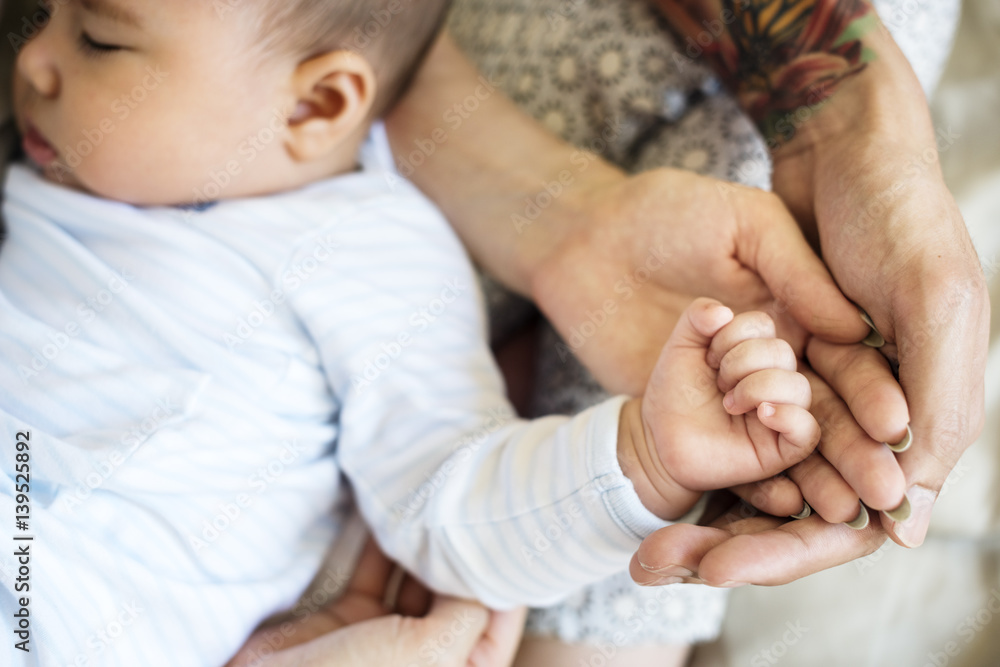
[14,0,297,205]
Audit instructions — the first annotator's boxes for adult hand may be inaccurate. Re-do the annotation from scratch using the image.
[385,29,911,579]
[641,0,988,550]
[628,493,887,588]
[386,34,868,381]
[772,47,990,548]
[226,540,526,667]
[528,163,913,526]
[529,166,869,396]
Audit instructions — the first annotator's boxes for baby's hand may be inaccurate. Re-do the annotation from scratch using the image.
[619,298,819,520]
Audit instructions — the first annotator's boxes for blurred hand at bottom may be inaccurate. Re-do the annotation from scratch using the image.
[227,539,526,667]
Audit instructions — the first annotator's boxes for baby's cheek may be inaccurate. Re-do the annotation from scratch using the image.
[66,149,149,203]
[65,138,193,205]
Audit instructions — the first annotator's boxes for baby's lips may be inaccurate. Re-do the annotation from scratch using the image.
[22,122,59,167]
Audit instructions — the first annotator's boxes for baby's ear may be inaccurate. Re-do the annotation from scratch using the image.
[285,50,377,162]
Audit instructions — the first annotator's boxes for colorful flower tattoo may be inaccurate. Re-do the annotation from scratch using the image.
[652,0,878,146]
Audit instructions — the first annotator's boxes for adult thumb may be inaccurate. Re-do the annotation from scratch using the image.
[415,597,491,667]
[666,297,734,351]
[737,199,868,343]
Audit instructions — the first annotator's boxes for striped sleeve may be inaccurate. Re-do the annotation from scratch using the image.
[285,199,669,608]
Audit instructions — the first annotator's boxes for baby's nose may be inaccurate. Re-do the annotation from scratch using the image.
[16,33,61,98]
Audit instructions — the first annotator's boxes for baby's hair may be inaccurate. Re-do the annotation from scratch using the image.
[252,0,452,118]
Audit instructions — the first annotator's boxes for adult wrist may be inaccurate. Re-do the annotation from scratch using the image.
[522,159,627,298]
[776,18,935,160]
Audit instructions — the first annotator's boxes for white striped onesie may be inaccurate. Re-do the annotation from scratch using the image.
[0,125,668,667]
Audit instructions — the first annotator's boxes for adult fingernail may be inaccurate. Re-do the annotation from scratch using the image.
[638,576,684,586]
[760,402,775,418]
[893,484,937,548]
[863,329,885,348]
[719,581,748,588]
[724,392,735,410]
[885,424,912,453]
[790,501,812,520]
[859,310,885,348]
[845,502,870,530]
[640,563,694,578]
[882,493,911,523]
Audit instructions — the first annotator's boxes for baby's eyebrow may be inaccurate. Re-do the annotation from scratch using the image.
[79,0,144,29]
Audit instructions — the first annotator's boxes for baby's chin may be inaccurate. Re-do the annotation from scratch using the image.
[37,162,90,195]
[35,163,182,206]
[33,158,303,206]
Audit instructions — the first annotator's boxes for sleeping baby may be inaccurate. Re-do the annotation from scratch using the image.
[2,1,830,665]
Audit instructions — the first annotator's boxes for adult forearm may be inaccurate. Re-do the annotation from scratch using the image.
[649,3,988,552]
[651,0,931,150]
[384,30,624,296]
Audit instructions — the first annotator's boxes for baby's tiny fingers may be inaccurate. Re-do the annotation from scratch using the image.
[724,369,811,414]
[717,338,798,393]
[787,453,862,525]
[706,311,776,369]
[756,402,821,453]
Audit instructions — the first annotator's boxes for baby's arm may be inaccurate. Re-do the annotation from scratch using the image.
[618,299,820,521]
[291,205,817,609]
[289,204,665,610]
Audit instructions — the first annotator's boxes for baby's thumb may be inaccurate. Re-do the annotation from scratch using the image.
[650,298,735,408]
[667,298,734,351]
